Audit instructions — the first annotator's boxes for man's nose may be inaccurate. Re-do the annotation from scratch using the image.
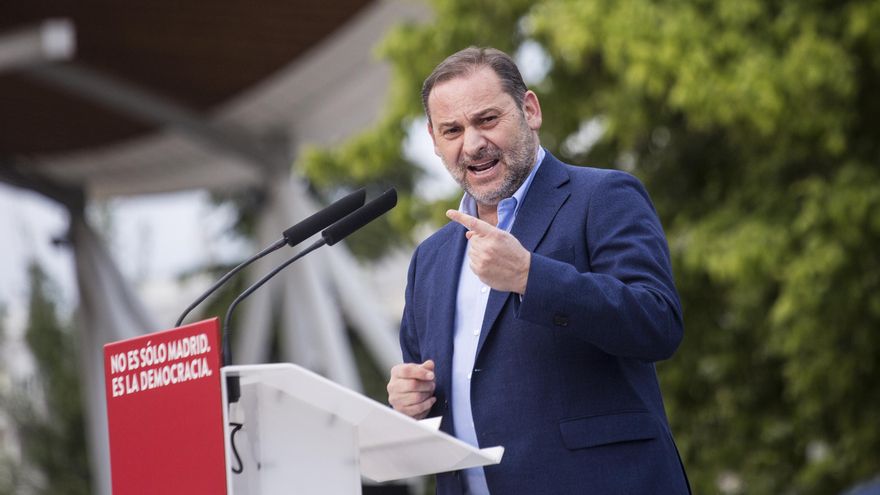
[462,127,487,157]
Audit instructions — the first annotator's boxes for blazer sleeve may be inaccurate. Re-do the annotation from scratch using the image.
[516,170,684,361]
[399,244,422,364]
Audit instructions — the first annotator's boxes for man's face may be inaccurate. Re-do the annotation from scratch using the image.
[427,67,542,207]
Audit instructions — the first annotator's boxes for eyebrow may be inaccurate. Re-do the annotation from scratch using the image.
[471,107,503,120]
[436,119,460,130]
[436,106,505,130]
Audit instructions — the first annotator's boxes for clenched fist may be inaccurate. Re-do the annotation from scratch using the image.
[387,360,436,419]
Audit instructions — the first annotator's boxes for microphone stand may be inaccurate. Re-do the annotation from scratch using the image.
[222,188,397,403]
[174,188,365,327]
[222,239,326,403]
[175,239,284,327]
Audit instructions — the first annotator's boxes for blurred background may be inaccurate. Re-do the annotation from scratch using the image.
[1,1,879,494]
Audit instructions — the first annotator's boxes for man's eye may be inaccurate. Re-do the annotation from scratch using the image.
[444,128,461,136]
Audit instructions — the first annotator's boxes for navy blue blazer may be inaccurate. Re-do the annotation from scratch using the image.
[400,152,690,494]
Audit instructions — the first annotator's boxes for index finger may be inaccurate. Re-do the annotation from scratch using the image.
[446,209,493,234]
[391,362,435,381]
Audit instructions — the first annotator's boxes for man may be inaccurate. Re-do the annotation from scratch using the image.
[387,46,690,494]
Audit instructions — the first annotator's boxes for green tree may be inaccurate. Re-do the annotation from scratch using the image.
[7,263,92,495]
[0,304,18,495]
[301,1,880,493]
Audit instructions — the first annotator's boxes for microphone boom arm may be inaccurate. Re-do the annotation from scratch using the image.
[175,239,285,327]
[221,238,325,367]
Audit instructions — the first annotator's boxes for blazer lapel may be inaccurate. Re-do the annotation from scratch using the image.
[434,224,469,399]
[476,154,571,357]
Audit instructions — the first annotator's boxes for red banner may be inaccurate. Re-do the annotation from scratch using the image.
[104,318,227,494]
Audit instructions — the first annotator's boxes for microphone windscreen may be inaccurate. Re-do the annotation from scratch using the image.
[322,188,397,246]
[282,188,366,247]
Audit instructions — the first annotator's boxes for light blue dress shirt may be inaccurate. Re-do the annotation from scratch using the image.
[451,147,545,494]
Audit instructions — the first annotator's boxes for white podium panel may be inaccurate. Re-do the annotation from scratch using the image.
[221,364,503,495]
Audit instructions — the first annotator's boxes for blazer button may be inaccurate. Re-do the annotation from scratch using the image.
[553,314,569,327]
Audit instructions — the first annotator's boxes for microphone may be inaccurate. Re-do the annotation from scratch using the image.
[322,188,398,246]
[174,188,366,327]
[221,188,397,402]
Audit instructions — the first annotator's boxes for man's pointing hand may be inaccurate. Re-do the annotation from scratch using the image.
[447,209,531,294]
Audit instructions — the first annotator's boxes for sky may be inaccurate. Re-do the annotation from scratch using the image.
[0,185,251,311]
[0,182,72,376]
[0,183,73,324]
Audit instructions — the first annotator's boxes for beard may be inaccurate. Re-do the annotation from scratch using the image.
[443,116,538,206]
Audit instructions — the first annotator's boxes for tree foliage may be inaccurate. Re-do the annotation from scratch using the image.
[0,305,20,495]
[301,0,880,492]
[5,263,92,495]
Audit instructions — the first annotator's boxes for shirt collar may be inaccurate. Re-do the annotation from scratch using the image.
[458,146,546,224]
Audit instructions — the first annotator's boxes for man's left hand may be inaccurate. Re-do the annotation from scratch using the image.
[447,209,531,294]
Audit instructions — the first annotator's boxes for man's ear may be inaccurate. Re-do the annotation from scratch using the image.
[427,118,440,156]
[522,90,543,131]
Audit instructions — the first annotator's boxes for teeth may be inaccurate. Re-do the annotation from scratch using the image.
[470,159,496,172]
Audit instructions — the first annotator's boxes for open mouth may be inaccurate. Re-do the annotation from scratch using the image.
[467,159,499,175]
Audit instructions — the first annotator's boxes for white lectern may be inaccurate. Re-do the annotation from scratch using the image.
[221,364,503,495]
